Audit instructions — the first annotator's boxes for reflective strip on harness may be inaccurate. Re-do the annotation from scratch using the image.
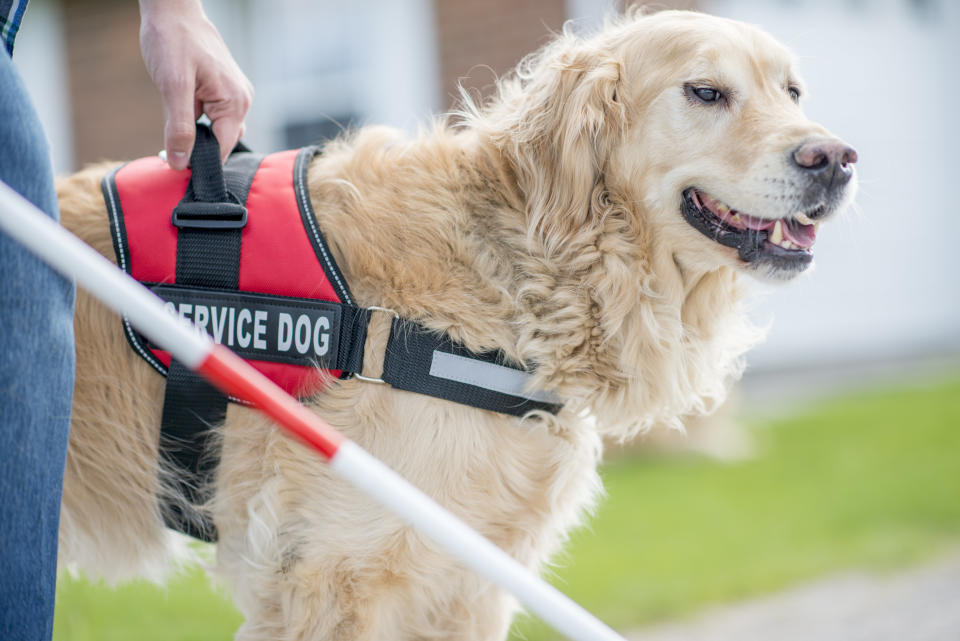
[429,351,562,406]
[382,318,563,416]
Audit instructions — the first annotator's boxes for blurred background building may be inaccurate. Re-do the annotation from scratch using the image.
[11,0,960,387]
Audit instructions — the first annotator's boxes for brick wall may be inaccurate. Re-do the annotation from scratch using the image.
[434,0,569,110]
[432,0,699,111]
[63,0,164,167]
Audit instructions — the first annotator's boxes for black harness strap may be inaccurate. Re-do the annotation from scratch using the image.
[159,125,258,542]
[381,319,563,417]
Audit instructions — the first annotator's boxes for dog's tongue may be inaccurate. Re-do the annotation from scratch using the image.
[782,218,817,248]
[738,213,775,231]
[699,194,774,231]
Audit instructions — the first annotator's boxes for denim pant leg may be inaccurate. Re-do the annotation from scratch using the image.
[0,49,76,641]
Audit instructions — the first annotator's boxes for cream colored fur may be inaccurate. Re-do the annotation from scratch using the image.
[56,9,854,640]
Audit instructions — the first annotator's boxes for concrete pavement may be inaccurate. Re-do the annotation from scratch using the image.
[626,551,960,641]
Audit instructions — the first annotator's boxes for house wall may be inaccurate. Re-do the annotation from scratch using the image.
[61,0,165,166]
[434,0,568,108]
[206,0,442,153]
[11,0,74,173]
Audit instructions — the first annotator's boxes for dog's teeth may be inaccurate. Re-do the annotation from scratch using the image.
[795,212,814,225]
[814,222,821,232]
[770,220,783,245]
[782,240,796,249]
[717,203,730,214]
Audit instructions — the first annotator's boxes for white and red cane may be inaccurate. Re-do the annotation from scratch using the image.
[0,180,625,641]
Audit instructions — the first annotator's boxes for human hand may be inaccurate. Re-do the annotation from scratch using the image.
[139,0,253,170]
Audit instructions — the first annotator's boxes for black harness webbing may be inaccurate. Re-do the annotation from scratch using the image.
[160,126,257,541]
[105,124,563,542]
[382,319,563,416]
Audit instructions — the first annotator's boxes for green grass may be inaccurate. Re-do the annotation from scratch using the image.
[512,374,960,640]
[54,374,960,641]
[54,565,241,641]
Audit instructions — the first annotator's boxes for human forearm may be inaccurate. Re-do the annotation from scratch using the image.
[138,0,253,169]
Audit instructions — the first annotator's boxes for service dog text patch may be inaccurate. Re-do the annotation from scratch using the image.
[150,285,342,368]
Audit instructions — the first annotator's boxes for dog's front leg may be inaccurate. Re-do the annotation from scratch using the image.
[228,549,519,641]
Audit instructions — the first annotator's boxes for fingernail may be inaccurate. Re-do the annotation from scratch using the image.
[170,151,188,169]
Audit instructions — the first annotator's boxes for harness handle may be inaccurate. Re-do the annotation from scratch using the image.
[171,123,248,229]
[162,122,252,540]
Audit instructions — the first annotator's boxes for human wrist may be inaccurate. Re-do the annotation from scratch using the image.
[138,0,206,23]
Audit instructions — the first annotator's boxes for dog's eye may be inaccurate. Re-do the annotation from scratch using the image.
[685,84,723,105]
[788,86,801,103]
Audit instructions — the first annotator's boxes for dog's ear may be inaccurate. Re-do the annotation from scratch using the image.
[500,41,625,252]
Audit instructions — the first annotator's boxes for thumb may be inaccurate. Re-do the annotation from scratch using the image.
[162,78,198,170]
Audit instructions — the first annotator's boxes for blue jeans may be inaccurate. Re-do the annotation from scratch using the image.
[0,48,76,640]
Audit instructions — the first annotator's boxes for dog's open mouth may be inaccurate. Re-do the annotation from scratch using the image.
[681,188,819,270]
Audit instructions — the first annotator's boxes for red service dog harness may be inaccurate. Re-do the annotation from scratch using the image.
[103,125,561,541]
[105,143,358,398]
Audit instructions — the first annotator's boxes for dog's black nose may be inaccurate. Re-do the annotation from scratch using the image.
[792,139,858,195]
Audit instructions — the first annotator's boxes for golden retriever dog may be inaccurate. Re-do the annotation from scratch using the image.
[55,9,857,640]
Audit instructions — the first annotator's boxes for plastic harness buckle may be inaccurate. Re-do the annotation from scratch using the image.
[172,199,247,229]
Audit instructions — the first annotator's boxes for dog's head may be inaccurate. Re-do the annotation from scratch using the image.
[486,9,857,282]
[469,10,859,431]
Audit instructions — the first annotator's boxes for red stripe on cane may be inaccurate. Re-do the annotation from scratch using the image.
[197,344,345,459]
